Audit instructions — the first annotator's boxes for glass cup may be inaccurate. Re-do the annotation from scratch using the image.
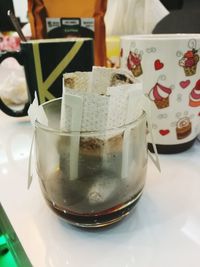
[35,98,148,228]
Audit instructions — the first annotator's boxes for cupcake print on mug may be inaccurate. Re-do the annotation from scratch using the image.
[126,49,143,77]
[189,79,200,107]
[178,39,200,76]
[148,77,172,109]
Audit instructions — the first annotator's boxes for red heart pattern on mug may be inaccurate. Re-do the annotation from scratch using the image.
[154,59,164,70]
[159,129,170,136]
[179,80,190,89]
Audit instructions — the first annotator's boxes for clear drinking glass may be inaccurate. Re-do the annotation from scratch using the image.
[35,98,148,228]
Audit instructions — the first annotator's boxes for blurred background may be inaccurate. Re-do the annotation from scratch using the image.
[0,0,199,105]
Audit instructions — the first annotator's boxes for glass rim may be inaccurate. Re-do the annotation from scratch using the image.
[35,98,146,135]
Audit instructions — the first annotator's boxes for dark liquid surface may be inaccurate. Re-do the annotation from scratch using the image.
[39,167,146,227]
[46,192,142,227]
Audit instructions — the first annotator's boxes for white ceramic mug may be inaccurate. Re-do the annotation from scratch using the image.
[120,34,200,153]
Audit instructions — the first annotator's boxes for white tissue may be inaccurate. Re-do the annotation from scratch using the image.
[0,70,28,105]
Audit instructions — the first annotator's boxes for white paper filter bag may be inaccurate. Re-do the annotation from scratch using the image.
[60,67,144,180]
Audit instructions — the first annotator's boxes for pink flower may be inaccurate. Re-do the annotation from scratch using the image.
[0,36,20,51]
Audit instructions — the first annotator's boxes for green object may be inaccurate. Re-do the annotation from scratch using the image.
[0,234,17,267]
[0,203,32,267]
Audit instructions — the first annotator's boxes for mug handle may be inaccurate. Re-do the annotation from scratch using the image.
[0,51,30,117]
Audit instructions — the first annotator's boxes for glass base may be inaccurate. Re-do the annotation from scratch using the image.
[45,190,143,228]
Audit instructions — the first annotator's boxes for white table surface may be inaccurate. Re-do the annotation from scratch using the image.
[0,110,200,267]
